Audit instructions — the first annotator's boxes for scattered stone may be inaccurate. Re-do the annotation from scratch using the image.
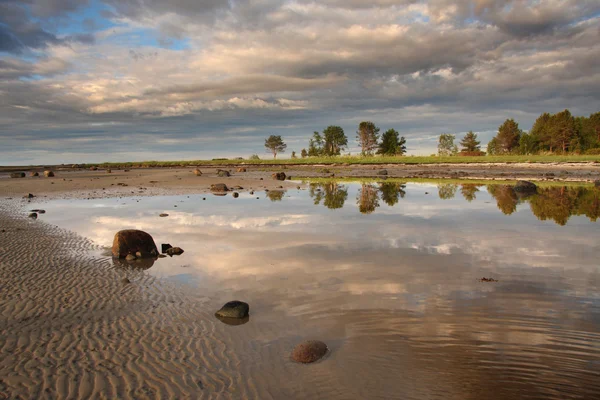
[237,167,247,172]
[125,254,137,261]
[296,186,301,190]
[215,301,249,319]
[479,277,499,282]
[210,183,228,192]
[260,178,264,180]
[217,169,230,177]
[112,229,158,259]
[161,243,172,253]
[107,169,112,173]
[90,166,98,171]
[272,172,286,180]
[124,169,130,172]
[24,193,35,199]
[28,213,37,219]
[30,171,39,177]
[249,191,254,195]
[231,185,243,190]
[232,192,239,198]
[121,277,131,284]
[514,180,537,193]
[10,172,25,178]
[166,247,184,256]
[159,213,169,217]
[291,340,328,363]
[202,197,206,200]
[377,169,388,176]
[287,176,292,180]
[193,168,202,176]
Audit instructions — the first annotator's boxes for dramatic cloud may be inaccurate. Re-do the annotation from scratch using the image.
[0,0,599,164]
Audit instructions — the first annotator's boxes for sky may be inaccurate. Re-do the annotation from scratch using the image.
[1,0,599,165]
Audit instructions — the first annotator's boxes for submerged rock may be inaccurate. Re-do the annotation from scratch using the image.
[166,247,184,256]
[232,192,239,198]
[514,180,537,193]
[112,229,158,259]
[215,301,249,319]
[272,172,286,181]
[28,212,37,219]
[10,172,25,178]
[291,340,328,363]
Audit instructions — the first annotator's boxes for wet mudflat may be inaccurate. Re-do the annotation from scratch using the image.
[29,181,600,399]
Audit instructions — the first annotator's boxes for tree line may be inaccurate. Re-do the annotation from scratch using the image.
[264,121,407,159]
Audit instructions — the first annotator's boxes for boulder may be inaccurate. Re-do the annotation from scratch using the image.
[291,340,328,363]
[166,247,184,256]
[211,183,228,192]
[193,168,202,176]
[30,171,39,177]
[272,172,286,181]
[215,301,249,319]
[217,169,230,177]
[514,180,537,193]
[377,169,388,176]
[10,172,25,178]
[44,170,54,177]
[112,229,158,259]
[237,168,247,172]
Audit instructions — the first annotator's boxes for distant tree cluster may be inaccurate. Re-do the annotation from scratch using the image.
[488,110,600,155]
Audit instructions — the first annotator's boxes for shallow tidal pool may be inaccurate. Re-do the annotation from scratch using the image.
[30,181,600,399]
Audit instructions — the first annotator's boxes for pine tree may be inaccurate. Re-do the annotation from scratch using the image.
[357,121,380,156]
[459,131,481,152]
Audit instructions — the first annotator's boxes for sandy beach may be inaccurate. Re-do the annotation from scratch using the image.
[2,165,600,399]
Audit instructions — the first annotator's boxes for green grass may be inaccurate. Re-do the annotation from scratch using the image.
[80,154,600,169]
[299,177,594,187]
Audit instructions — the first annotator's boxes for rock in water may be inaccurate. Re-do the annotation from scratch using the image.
[514,180,537,193]
[112,230,158,258]
[28,213,38,219]
[166,247,184,256]
[377,169,388,176]
[193,168,202,176]
[210,183,228,192]
[217,169,230,177]
[10,172,25,178]
[232,192,239,198]
[215,301,249,319]
[291,340,328,363]
[272,172,286,180]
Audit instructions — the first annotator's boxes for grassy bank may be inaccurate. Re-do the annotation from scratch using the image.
[80,154,600,169]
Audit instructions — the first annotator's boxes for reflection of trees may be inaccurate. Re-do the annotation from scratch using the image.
[460,184,481,202]
[379,182,406,206]
[438,183,458,200]
[357,184,380,214]
[308,182,348,209]
[487,185,600,225]
[487,185,518,215]
[266,190,285,201]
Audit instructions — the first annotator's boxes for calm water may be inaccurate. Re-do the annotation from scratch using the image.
[31,181,600,399]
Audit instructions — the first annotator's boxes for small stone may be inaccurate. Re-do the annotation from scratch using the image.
[161,243,172,253]
[377,169,388,176]
[272,172,286,180]
[291,340,328,363]
[249,191,254,195]
[125,254,137,261]
[121,278,131,284]
[232,192,239,198]
[166,247,184,256]
[215,301,249,319]
[24,193,35,199]
[10,172,26,178]
[193,168,202,176]
[30,171,39,177]
[28,213,37,219]
[107,169,112,173]
[159,213,169,217]
[211,183,228,192]
[237,168,247,172]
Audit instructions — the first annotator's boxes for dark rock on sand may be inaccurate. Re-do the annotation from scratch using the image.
[215,301,249,319]
[159,213,169,217]
[514,180,537,193]
[24,193,35,199]
[291,340,328,363]
[121,277,131,284]
[166,247,184,256]
[211,183,228,192]
[193,168,202,176]
[10,172,25,178]
[272,172,286,181]
[232,192,239,198]
[215,314,250,326]
[28,213,37,219]
[30,171,39,177]
[217,169,230,177]
[107,169,112,173]
[112,229,158,259]
[90,166,98,171]
[377,169,388,176]
[237,168,247,172]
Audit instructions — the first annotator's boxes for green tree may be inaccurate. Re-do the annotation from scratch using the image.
[438,134,458,156]
[323,126,348,156]
[487,137,500,155]
[487,185,518,215]
[308,131,324,156]
[438,183,458,200]
[301,148,308,158]
[377,129,406,156]
[357,184,380,214]
[291,151,297,159]
[357,121,380,156]
[550,109,576,153]
[530,112,552,151]
[459,131,481,152]
[379,182,406,206]
[264,135,287,159]
[460,184,480,202]
[496,119,521,153]
[519,132,539,154]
